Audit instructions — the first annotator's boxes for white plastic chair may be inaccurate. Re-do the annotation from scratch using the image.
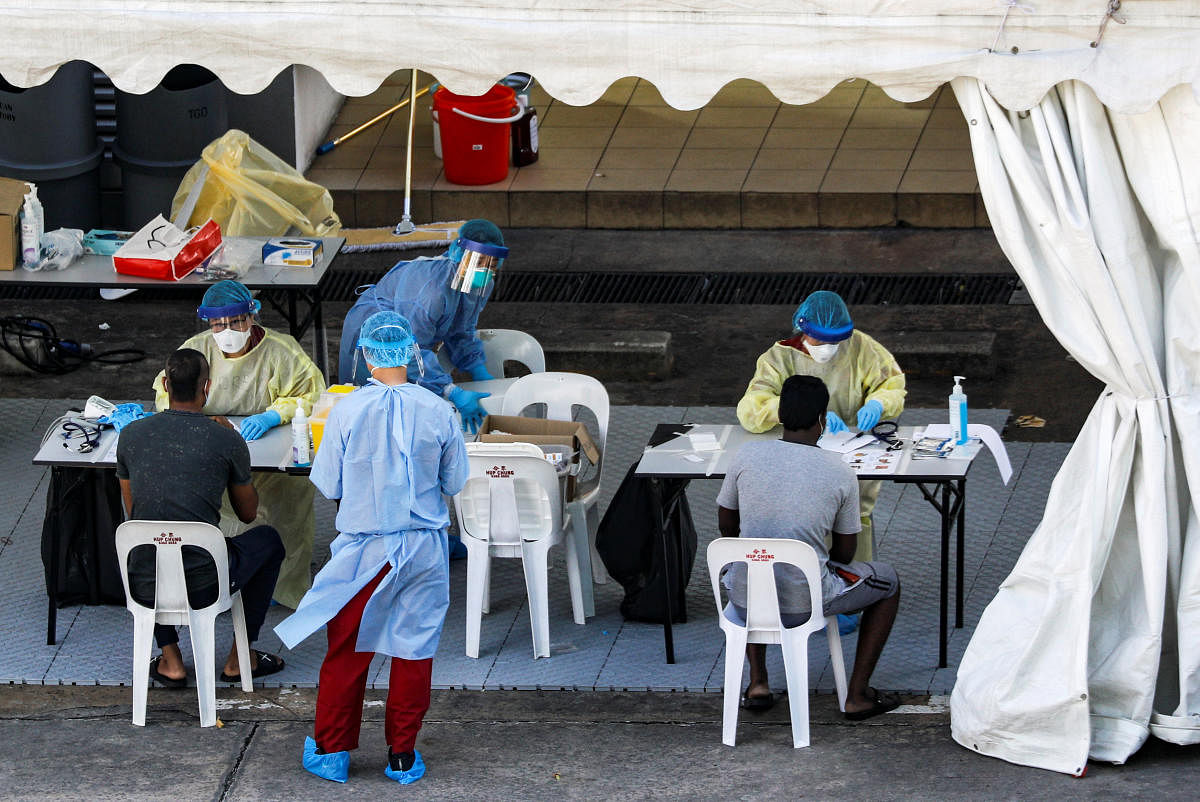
[454,445,585,659]
[115,521,253,727]
[707,537,848,749]
[436,328,546,378]
[501,371,610,613]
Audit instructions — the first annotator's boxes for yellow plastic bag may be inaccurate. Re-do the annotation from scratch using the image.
[170,130,342,237]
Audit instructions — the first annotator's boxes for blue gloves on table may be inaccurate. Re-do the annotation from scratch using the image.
[825,410,847,435]
[466,361,494,381]
[449,387,491,434]
[98,403,153,432]
[240,409,282,441]
[856,399,883,432]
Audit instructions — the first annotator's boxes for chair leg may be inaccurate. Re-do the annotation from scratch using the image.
[779,631,812,749]
[131,612,154,727]
[465,540,488,659]
[721,630,748,747]
[520,540,551,659]
[188,613,219,728]
[825,616,848,713]
[481,549,492,615]
[563,517,586,626]
[231,594,254,693]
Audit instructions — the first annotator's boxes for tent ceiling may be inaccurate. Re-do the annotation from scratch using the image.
[2,1,1198,112]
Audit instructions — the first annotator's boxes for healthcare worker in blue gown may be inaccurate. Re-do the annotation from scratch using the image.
[276,311,468,786]
[337,218,507,435]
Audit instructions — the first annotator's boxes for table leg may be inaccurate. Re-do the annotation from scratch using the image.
[939,482,950,669]
[956,478,966,629]
[288,290,299,340]
[649,478,676,664]
[312,285,329,382]
[46,466,60,645]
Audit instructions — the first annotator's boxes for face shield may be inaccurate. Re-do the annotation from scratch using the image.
[448,237,508,297]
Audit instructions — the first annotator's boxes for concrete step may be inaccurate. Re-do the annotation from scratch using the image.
[878,330,996,379]
[538,329,673,381]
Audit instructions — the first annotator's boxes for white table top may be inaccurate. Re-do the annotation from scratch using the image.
[33,414,302,473]
[0,236,344,290]
[634,424,982,481]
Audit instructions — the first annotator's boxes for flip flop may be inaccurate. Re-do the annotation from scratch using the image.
[844,689,901,721]
[741,689,776,713]
[220,649,286,683]
[149,655,187,689]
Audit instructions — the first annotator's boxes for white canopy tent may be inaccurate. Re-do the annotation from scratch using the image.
[3,0,1200,776]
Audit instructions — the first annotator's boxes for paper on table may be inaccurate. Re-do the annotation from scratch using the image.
[922,423,1012,484]
[688,431,721,452]
[818,430,876,454]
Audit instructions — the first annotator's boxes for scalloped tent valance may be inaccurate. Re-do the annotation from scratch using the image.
[0,1,1197,113]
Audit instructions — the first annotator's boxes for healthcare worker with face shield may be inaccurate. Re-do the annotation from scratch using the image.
[276,311,468,786]
[153,280,325,608]
[736,290,905,567]
[337,219,507,435]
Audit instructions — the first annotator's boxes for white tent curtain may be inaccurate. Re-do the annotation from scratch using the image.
[948,78,1200,775]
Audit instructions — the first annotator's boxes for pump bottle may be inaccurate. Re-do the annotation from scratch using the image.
[292,408,311,466]
[20,183,44,268]
[511,95,539,167]
[949,375,968,445]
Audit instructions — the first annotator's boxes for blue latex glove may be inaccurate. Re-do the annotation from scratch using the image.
[837,613,860,636]
[856,399,884,432]
[302,736,349,784]
[384,750,426,785]
[466,361,494,382]
[448,387,491,434]
[825,410,847,435]
[99,403,153,432]
[240,409,282,441]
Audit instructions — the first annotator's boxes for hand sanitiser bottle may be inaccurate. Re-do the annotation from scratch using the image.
[949,375,968,445]
[292,408,311,467]
[20,183,44,268]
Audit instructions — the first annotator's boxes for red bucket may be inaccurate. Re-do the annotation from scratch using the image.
[432,85,522,185]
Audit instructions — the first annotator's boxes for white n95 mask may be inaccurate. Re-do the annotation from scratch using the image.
[212,327,252,354]
[807,342,840,363]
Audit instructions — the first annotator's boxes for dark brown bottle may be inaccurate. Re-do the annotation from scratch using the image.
[512,100,539,167]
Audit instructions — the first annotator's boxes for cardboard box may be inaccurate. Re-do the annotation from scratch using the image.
[476,414,601,501]
[262,237,322,267]
[0,177,27,270]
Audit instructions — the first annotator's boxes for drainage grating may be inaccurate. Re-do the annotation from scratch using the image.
[0,271,1019,305]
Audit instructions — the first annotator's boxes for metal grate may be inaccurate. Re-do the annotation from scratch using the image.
[0,272,1018,305]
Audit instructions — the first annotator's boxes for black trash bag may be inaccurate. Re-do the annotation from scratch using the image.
[41,466,126,607]
[596,462,697,624]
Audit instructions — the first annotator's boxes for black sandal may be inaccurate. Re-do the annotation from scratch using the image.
[844,689,901,721]
[220,649,286,683]
[741,688,777,713]
[149,655,187,689]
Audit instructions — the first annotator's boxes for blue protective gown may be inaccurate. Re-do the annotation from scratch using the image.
[337,255,493,396]
[274,380,468,660]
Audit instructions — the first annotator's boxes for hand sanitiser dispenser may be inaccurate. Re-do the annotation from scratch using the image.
[949,375,968,445]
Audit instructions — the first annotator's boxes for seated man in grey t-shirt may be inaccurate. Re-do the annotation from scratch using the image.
[716,374,902,721]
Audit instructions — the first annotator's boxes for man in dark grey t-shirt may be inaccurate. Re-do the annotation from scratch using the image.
[717,375,902,721]
[117,348,286,688]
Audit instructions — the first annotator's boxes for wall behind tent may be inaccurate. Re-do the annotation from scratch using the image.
[0,61,343,231]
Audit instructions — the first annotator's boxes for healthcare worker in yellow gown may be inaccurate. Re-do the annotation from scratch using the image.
[154,280,325,608]
[737,290,905,563]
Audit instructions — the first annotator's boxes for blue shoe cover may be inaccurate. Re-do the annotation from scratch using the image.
[837,613,860,636]
[384,750,426,785]
[303,736,349,783]
[448,536,468,561]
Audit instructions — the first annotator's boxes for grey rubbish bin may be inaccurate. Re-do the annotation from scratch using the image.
[0,61,104,230]
[113,65,228,229]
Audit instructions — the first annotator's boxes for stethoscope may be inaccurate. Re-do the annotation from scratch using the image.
[870,420,904,451]
[61,420,102,453]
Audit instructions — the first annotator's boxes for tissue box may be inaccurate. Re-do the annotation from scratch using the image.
[261,237,323,267]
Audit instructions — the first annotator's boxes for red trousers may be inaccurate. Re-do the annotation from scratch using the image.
[314,566,433,754]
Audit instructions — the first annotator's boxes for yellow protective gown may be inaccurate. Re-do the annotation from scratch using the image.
[154,327,325,607]
[736,330,905,561]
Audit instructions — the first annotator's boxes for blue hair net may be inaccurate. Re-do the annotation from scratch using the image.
[792,290,853,342]
[458,219,504,247]
[357,311,418,368]
[197,280,261,320]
